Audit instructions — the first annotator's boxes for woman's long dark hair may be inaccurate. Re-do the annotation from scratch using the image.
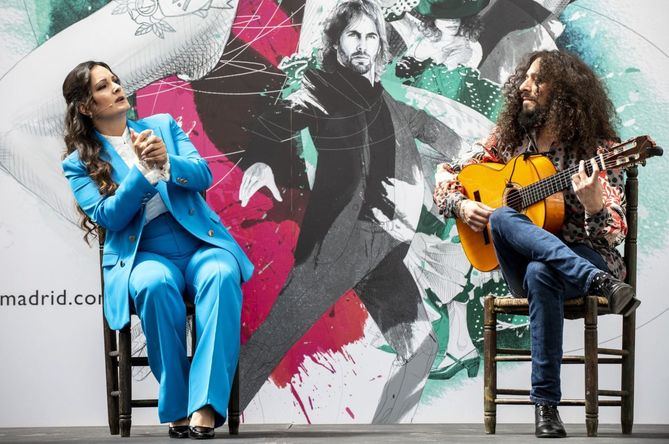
[495,50,618,158]
[409,10,483,42]
[62,61,119,243]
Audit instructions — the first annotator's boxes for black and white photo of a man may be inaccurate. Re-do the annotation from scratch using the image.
[238,0,465,423]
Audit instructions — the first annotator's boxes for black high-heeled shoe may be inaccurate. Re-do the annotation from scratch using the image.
[168,425,189,439]
[188,425,215,440]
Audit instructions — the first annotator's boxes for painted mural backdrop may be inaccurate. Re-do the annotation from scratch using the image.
[1,0,667,423]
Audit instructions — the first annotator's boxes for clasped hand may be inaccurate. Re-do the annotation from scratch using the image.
[131,128,167,169]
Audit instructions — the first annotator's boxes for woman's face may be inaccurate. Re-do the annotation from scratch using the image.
[85,65,130,119]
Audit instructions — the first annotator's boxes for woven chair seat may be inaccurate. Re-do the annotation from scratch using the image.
[491,295,610,319]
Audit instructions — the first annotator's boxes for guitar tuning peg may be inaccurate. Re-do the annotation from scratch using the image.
[641,160,647,167]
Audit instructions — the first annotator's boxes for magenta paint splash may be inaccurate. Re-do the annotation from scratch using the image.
[135,75,369,411]
[232,0,300,67]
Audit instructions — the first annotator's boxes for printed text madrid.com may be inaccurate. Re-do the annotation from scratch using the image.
[1,289,102,307]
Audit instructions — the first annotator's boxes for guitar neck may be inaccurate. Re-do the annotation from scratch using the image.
[511,135,660,210]
[518,156,598,209]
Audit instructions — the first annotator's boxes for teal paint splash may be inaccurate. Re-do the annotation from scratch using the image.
[409,65,504,121]
[23,0,109,44]
[558,2,669,257]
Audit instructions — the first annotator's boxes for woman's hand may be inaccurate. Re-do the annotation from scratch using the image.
[572,159,604,214]
[131,129,168,169]
[458,199,494,232]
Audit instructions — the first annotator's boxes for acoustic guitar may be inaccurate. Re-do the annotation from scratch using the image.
[455,136,662,271]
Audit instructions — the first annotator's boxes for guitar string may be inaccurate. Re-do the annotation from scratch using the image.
[507,152,630,209]
[512,139,648,207]
[465,139,645,209]
[469,148,633,210]
[519,153,619,207]
[508,157,614,209]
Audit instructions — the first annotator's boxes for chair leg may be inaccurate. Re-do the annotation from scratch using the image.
[103,316,120,435]
[118,325,132,437]
[189,313,197,355]
[228,364,240,435]
[483,296,497,435]
[584,296,599,437]
[621,312,636,434]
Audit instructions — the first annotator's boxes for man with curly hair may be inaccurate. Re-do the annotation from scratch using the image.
[433,50,640,438]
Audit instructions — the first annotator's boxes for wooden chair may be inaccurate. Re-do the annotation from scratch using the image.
[97,228,241,437]
[483,166,639,437]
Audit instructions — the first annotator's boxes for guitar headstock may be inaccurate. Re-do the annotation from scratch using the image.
[606,135,663,170]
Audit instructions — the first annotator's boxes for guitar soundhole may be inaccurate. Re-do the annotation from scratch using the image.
[504,187,523,212]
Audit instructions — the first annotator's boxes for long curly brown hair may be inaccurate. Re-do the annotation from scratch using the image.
[62,61,119,243]
[495,50,618,158]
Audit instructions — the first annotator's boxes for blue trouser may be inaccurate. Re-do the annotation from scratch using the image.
[129,212,242,426]
[489,207,609,405]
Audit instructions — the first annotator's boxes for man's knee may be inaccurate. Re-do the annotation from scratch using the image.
[489,206,516,236]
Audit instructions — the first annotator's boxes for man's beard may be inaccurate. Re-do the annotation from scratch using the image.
[338,47,373,75]
[518,101,549,130]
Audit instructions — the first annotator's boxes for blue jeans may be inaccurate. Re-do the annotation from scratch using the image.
[489,207,609,406]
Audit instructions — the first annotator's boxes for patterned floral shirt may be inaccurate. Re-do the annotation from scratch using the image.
[433,130,628,279]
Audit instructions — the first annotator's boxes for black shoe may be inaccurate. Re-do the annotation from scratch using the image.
[168,425,189,439]
[589,272,640,316]
[188,426,215,440]
[535,404,567,438]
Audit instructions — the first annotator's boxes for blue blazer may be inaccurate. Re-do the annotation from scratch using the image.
[62,113,254,330]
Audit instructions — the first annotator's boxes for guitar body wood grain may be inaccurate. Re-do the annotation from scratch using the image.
[455,155,565,271]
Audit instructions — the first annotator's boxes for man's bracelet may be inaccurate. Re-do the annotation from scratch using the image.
[455,199,466,220]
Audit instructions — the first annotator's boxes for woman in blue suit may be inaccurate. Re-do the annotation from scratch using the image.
[61,61,253,439]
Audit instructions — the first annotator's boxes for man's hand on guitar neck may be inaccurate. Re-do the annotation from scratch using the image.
[572,159,604,215]
[457,200,494,232]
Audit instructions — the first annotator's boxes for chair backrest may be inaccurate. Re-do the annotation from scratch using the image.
[97,226,106,294]
[623,166,639,289]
